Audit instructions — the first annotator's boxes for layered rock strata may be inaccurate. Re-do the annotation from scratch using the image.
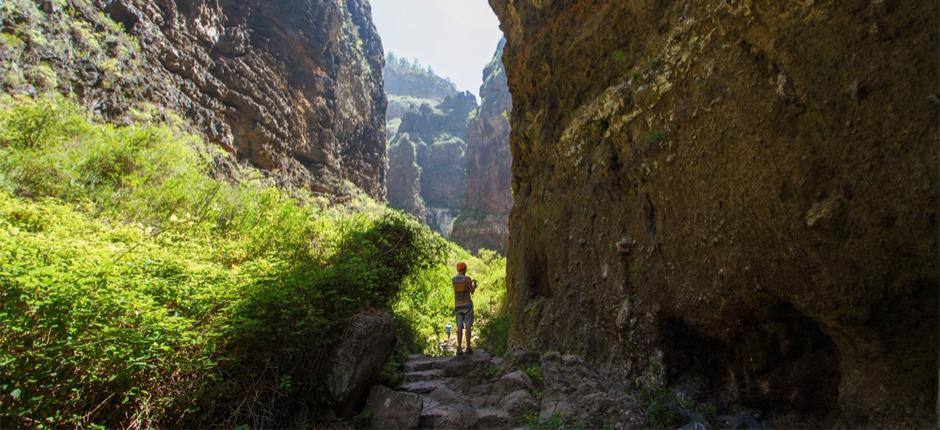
[1,0,387,198]
[490,0,938,426]
[453,39,513,253]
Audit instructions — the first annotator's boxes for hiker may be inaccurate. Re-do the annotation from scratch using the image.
[445,322,453,341]
[453,262,477,355]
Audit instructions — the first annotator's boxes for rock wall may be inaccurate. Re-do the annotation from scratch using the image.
[491,0,938,427]
[453,39,513,253]
[1,0,387,199]
[384,66,478,236]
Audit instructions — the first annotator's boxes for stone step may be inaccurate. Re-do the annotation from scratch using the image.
[401,380,445,394]
[404,355,450,372]
[404,368,444,382]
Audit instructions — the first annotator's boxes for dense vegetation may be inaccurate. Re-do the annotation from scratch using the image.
[0,96,506,428]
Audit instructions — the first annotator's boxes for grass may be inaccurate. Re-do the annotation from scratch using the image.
[0,95,507,428]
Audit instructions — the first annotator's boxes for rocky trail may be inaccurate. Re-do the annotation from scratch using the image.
[363,349,767,429]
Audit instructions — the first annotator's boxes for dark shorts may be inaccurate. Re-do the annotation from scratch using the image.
[454,304,474,328]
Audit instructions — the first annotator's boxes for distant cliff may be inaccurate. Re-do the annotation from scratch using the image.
[452,39,512,253]
[383,55,477,237]
[0,0,388,199]
[491,0,938,427]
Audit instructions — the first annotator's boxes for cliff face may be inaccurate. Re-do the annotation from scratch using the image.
[383,56,478,237]
[384,54,458,103]
[491,0,938,427]
[452,39,513,253]
[1,0,387,199]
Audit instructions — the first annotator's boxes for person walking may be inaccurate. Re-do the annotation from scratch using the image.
[452,262,476,355]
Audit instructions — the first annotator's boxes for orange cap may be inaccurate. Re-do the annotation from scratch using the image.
[456,262,467,272]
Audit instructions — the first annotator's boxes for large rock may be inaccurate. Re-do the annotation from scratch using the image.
[327,309,397,417]
[1,0,388,199]
[498,389,538,425]
[453,38,514,253]
[491,0,938,427]
[367,385,422,430]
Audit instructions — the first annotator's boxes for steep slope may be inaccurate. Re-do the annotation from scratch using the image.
[1,0,387,199]
[383,55,478,237]
[384,54,458,140]
[452,39,513,253]
[491,0,938,427]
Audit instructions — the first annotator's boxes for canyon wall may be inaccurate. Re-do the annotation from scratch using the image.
[1,0,387,198]
[452,39,513,254]
[491,0,938,427]
[383,56,478,237]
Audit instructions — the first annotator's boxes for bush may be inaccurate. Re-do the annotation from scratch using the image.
[0,95,460,428]
[639,386,682,430]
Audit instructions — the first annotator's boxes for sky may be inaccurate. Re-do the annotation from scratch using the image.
[370,0,504,95]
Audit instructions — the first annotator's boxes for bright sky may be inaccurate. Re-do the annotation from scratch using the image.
[371,0,503,95]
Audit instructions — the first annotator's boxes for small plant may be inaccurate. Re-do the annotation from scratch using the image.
[647,129,666,146]
[485,364,502,380]
[1,33,25,50]
[611,49,630,67]
[524,363,543,386]
[628,70,642,81]
[639,386,682,430]
[523,362,544,399]
[650,57,665,72]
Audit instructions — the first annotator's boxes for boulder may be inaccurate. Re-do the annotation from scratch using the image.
[327,309,397,417]
[498,389,539,424]
[496,370,533,396]
[367,385,422,430]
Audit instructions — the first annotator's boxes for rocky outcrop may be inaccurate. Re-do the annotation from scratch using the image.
[491,0,938,427]
[452,39,513,253]
[384,86,477,236]
[327,309,397,418]
[384,53,458,103]
[1,0,387,199]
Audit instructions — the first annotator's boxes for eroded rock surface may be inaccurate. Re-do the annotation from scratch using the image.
[383,59,478,236]
[452,39,513,253]
[1,0,387,198]
[491,0,938,427]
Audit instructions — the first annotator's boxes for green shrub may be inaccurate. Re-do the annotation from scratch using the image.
[639,386,682,430]
[0,95,464,428]
[478,304,510,356]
